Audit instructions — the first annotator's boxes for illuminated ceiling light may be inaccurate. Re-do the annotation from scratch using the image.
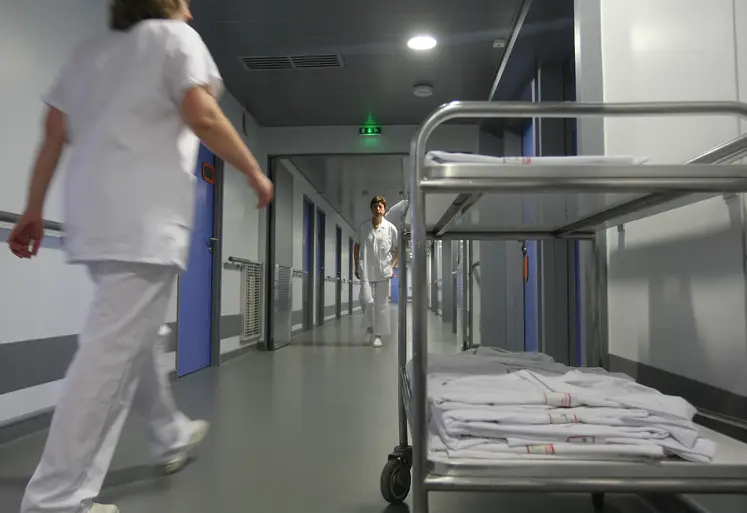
[407,35,437,51]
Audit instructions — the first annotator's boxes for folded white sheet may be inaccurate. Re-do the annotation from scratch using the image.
[430,369,697,421]
[412,349,715,464]
[429,432,665,461]
[434,406,699,447]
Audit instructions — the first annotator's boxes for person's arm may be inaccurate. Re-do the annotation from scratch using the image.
[8,107,67,258]
[25,107,67,216]
[181,87,272,207]
[391,225,400,269]
[353,242,360,278]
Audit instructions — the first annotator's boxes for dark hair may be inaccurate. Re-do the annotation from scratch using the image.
[109,0,184,31]
[370,196,387,210]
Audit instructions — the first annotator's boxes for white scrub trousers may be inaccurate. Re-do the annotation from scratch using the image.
[21,262,194,513]
[360,280,391,336]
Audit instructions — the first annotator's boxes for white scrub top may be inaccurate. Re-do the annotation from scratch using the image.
[358,218,398,282]
[45,20,223,270]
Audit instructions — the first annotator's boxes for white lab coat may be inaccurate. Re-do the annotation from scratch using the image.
[21,20,219,512]
[46,20,223,271]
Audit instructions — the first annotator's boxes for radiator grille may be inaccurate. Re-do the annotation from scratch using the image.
[241,262,264,342]
[273,265,294,347]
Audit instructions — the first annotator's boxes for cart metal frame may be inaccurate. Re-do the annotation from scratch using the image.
[381,101,747,511]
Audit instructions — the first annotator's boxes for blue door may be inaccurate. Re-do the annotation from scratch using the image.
[391,270,399,304]
[177,145,215,377]
[522,120,539,352]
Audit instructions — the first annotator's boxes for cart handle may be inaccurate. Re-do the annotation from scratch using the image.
[411,100,747,168]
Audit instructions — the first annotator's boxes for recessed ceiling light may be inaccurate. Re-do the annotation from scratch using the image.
[413,84,434,97]
[407,35,437,51]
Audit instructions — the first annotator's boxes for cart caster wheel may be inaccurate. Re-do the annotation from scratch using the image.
[591,493,605,511]
[380,459,411,504]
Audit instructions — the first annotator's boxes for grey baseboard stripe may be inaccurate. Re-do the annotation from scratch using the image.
[219,343,259,364]
[0,314,244,396]
[0,409,55,446]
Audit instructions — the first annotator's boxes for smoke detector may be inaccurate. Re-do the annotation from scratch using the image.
[413,84,433,98]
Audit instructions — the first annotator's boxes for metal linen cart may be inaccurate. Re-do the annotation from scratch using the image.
[379,101,747,512]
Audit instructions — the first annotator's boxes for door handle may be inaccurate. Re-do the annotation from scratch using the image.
[207,237,218,253]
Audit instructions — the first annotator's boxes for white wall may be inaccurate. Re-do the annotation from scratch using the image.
[0,0,111,424]
[601,0,747,394]
[0,0,107,222]
[219,95,265,356]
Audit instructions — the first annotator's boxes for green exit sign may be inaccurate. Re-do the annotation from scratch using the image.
[359,126,382,136]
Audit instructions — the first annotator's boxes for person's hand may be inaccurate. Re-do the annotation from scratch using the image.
[8,210,44,258]
[355,268,360,280]
[249,172,274,209]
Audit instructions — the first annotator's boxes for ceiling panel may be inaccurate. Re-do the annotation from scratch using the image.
[191,0,525,126]
[290,155,406,228]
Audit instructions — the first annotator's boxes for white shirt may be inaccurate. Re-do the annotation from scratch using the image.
[45,20,223,270]
[358,217,398,282]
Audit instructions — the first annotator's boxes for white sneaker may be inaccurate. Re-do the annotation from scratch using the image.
[162,420,210,475]
[90,504,119,513]
[373,337,383,348]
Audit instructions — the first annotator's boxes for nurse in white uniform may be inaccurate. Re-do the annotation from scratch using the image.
[354,196,399,348]
[7,1,273,512]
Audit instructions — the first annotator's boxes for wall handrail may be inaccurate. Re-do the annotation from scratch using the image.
[0,210,64,232]
[228,256,261,266]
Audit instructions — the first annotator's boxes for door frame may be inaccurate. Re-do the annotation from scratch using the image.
[335,225,342,318]
[262,152,410,333]
[264,158,298,351]
[302,195,316,331]
[316,207,327,326]
[348,236,354,316]
[175,152,224,375]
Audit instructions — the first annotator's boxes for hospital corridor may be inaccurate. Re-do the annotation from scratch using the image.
[0,311,679,513]
[3,1,747,513]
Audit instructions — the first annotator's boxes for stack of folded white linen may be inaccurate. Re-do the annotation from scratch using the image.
[409,349,716,462]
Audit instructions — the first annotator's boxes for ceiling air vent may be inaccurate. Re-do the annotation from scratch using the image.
[239,56,293,71]
[239,54,344,71]
[290,54,345,69]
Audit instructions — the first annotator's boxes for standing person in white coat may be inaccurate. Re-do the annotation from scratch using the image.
[354,196,399,348]
[7,1,273,512]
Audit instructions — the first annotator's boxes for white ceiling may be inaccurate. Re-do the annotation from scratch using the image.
[290,155,406,228]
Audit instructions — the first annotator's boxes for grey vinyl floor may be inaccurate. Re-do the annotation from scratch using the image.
[0,309,660,513]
